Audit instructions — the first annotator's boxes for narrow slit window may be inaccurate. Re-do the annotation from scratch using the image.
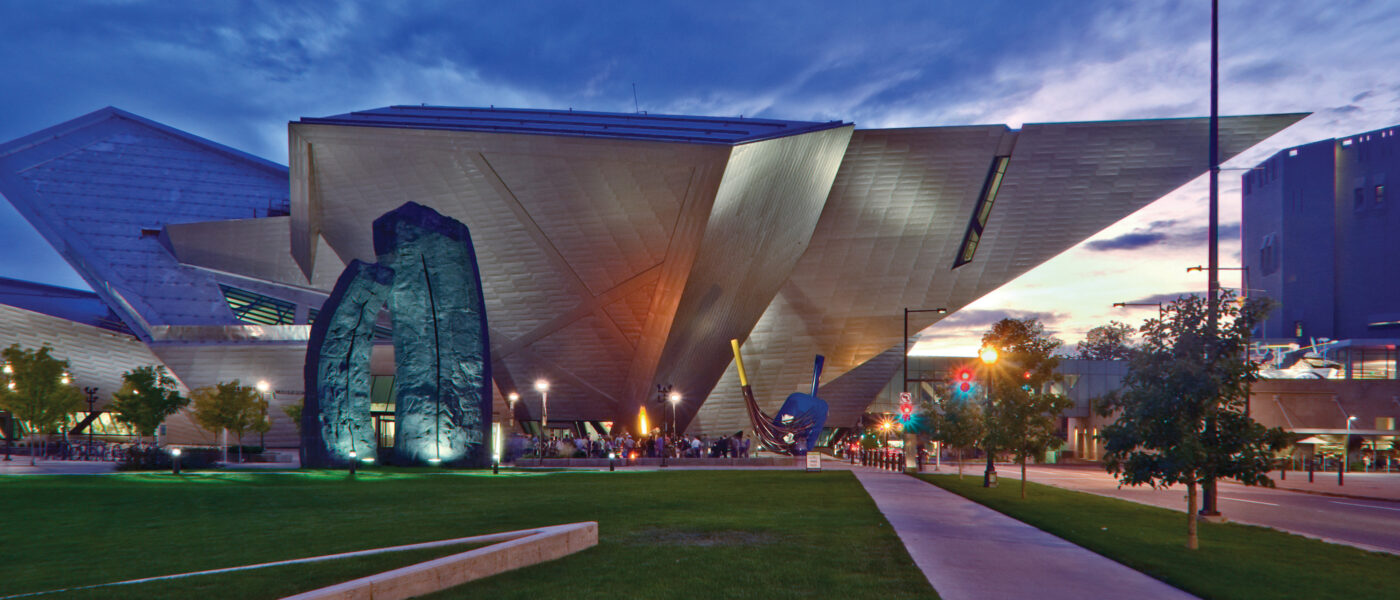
[953,156,1010,268]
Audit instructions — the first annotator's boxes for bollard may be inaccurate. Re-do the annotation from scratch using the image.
[171,447,181,475]
[349,450,358,476]
[1308,459,1314,483]
[609,452,616,472]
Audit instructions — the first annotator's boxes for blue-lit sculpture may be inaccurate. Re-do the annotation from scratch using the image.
[375,203,491,466]
[302,260,393,467]
[729,340,828,455]
[303,202,492,467]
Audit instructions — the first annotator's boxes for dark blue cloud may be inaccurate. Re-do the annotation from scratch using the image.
[1086,221,1242,252]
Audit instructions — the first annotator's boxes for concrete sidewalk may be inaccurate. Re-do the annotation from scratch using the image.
[853,468,1197,600]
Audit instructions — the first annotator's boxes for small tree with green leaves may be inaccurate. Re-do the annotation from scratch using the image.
[110,365,188,447]
[0,344,84,465]
[981,318,1074,499]
[251,394,271,451]
[282,400,303,434]
[191,381,261,463]
[1098,292,1288,550]
[921,392,984,479]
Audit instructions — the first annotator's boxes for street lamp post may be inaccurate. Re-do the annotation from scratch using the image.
[535,380,550,429]
[2,362,11,461]
[979,345,999,488]
[83,387,98,461]
[255,380,271,453]
[1342,415,1357,485]
[668,391,681,437]
[507,392,519,432]
[1112,302,1165,317]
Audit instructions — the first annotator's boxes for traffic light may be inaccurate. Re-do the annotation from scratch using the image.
[899,399,914,420]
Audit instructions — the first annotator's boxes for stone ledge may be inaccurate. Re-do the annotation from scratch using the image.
[280,521,599,600]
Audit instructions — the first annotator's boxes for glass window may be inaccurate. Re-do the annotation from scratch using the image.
[219,285,297,326]
[1376,185,1385,205]
[953,156,1010,268]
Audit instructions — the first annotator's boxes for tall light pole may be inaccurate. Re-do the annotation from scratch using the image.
[1342,415,1357,485]
[255,380,271,452]
[507,392,519,432]
[535,379,550,429]
[1200,0,1224,520]
[903,308,948,401]
[979,345,999,488]
[3,362,12,461]
[668,391,682,436]
[83,386,98,460]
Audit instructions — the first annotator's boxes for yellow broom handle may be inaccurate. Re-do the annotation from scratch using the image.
[730,339,749,387]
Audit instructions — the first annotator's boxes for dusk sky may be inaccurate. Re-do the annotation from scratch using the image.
[2,1,1398,355]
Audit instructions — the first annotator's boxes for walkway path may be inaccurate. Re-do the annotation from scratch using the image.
[853,467,1197,600]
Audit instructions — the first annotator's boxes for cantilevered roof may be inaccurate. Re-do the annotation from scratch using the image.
[299,105,850,145]
[0,276,132,335]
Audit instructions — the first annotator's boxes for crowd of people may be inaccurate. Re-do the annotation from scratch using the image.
[519,431,753,460]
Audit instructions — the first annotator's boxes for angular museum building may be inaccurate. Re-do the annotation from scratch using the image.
[0,105,1303,450]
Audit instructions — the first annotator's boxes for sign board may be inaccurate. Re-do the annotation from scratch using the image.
[805,452,822,472]
[899,392,911,403]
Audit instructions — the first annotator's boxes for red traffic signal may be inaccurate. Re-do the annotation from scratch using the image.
[899,401,913,417]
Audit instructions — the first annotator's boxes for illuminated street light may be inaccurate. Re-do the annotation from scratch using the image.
[534,380,550,428]
[254,380,271,451]
[60,372,70,385]
[668,391,682,437]
[506,391,519,430]
[979,346,999,488]
[1342,415,1358,485]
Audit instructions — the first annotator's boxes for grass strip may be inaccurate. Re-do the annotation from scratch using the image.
[0,470,936,600]
[917,473,1400,600]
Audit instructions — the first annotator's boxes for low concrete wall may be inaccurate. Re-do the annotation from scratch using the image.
[281,521,598,600]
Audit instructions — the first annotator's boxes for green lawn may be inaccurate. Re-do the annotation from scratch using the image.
[918,473,1400,600]
[0,469,935,599]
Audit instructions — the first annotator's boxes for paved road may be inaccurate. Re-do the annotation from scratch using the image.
[980,463,1400,554]
[854,467,1196,600]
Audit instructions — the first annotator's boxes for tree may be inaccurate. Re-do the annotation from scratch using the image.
[981,318,1074,498]
[251,394,271,450]
[282,400,303,434]
[110,365,189,447]
[191,381,261,463]
[1075,321,1136,360]
[921,392,984,479]
[0,344,84,465]
[1098,292,1288,550]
